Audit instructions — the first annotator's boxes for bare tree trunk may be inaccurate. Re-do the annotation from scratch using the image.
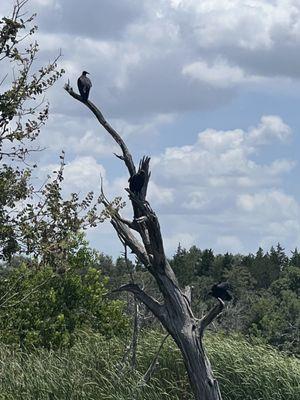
[65,84,224,400]
[149,259,223,400]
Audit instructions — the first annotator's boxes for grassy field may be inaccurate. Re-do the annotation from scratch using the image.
[0,331,299,400]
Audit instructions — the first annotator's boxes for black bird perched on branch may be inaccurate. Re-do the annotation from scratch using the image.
[209,282,232,301]
[129,170,146,195]
[77,71,92,102]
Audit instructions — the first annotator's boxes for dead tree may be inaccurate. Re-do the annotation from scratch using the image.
[64,83,224,400]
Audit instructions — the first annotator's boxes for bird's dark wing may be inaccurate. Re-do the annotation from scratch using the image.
[77,77,84,96]
[85,76,92,87]
[223,291,232,301]
[81,76,92,90]
[129,173,145,194]
[217,282,230,290]
[78,76,92,101]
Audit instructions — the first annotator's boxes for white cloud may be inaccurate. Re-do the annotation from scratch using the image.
[60,156,106,193]
[216,235,245,254]
[32,0,59,8]
[148,181,174,205]
[154,115,294,190]
[235,190,300,251]
[248,115,291,144]
[111,113,175,139]
[25,0,300,121]
[182,58,261,88]
[164,232,197,254]
[170,0,300,51]
[236,190,299,219]
[145,115,299,253]
[38,113,116,157]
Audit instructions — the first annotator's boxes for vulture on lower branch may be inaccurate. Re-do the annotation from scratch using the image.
[209,282,232,301]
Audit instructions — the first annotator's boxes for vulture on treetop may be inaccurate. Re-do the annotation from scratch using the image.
[128,170,146,195]
[209,282,232,301]
[77,71,92,102]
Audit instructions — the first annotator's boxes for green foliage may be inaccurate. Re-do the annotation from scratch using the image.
[0,1,63,262]
[0,2,64,160]
[170,244,200,286]
[0,165,31,259]
[167,243,300,355]
[0,331,298,400]
[0,2,128,354]
[16,162,108,268]
[0,2,120,264]
[0,259,128,349]
[195,248,214,277]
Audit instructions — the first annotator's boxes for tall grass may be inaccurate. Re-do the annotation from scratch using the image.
[0,331,298,399]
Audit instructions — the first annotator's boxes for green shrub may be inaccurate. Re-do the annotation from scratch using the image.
[0,265,128,349]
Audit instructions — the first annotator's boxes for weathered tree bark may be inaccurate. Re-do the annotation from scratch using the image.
[65,84,224,400]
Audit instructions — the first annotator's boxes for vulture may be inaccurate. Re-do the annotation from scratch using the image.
[209,282,232,301]
[128,170,146,195]
[77,71,92,102]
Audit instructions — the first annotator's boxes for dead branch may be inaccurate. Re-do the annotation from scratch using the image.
[198,299,224,337]
[114,283,165,322]
[142,333,170,384]
[64,84,135,176]
[111,219,150,267]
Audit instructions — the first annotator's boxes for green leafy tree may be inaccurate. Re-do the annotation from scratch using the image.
[195,248,214,277]
[0,1,124,265]
[290,248,300,268]
[0,0,62,261]
[170,245,202,286]
[0,245,129,349]
[249,247,272,289]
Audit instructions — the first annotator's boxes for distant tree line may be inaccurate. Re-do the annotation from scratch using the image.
[168,243,300,355]
[70,241,299,356]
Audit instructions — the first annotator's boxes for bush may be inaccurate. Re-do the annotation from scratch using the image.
[0,264,128,349]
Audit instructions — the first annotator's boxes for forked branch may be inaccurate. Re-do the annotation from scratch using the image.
[114,283,165,321]
[199,298,224,337]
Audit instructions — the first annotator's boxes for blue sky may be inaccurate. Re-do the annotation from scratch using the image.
[2,0,300,258]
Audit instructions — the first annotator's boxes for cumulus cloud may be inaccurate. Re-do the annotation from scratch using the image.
[62,156,106,193]
[237,190,299,218]
[5,0,300,120]
[148,181,174,205]
[4,0,300,256]
[182,58,262,88]
[216,235,245,254]
[153,115,294,190]
[248,115,291,144]
[111,113,175,139]
[35,0,145,39]
[147,115,299,253]
[41,156,106,195]
[170,0,300,79]
[236,190,300,250]
[163,232,197,254]
[31,0,300,119]
[36,113,116,159]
